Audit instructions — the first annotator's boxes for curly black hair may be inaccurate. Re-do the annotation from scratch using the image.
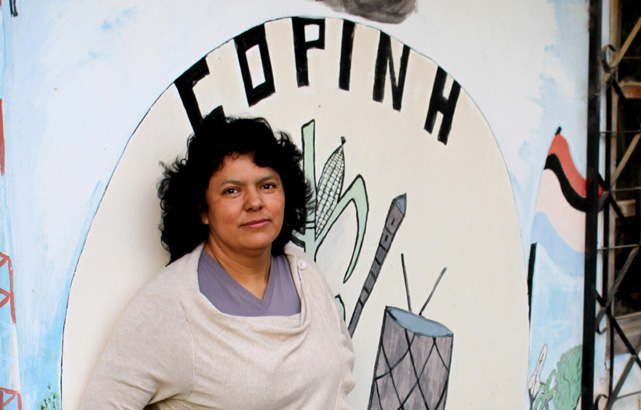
[158,114,310,263]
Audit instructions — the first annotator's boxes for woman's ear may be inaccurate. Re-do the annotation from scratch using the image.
[199,205,209,225]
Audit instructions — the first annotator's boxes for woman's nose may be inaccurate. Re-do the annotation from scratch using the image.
[245,189,263,210]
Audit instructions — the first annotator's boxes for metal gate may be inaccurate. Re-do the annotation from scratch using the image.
[583,0,641,408]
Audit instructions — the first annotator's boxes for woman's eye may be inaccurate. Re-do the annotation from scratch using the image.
[223,187,238,195]
[262,183,276,190]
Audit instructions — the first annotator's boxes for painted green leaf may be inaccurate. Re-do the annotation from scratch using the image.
[553,345,582,410]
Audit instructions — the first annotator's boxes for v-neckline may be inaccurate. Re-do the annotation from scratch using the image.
[195,244,307,325]
[203,252,275,307]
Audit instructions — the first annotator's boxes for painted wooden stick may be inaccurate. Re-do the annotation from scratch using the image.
[348,193,406,336]
[419,267,447,316]
[401,253,412,313]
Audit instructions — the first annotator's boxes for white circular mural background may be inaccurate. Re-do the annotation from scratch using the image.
[64,18,527,409]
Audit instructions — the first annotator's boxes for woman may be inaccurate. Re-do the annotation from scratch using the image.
[80,115,355,409]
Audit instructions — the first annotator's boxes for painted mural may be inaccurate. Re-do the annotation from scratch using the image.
[317,0,416,23]
[0,3,21,409]
[63,17,526,408]
[1,1,593,409]
[527,130,599,410]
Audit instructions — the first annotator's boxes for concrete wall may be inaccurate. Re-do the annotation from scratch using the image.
[0,1,591,409]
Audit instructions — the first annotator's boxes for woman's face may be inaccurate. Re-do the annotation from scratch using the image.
[200,153,285,257]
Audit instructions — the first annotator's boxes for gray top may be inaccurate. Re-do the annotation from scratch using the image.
[198,251,301,317]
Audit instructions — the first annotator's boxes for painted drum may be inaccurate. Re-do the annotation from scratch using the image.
[370,306,453,410]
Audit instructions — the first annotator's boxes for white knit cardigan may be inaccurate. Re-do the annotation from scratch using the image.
[80,243,355,409]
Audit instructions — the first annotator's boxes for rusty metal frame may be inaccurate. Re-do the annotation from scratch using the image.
[584,0,641,405]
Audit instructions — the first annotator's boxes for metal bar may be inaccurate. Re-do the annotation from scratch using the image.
[605,69,614,397]
[611,186,641,192]
[599,244,640,251]
[596,246,640,324]
[598,133,641,210]
[611,75,628,103]
[605,0,619,397]
[601,129,641,135]
[608,309,641,368]
[602,195,638,239]
[607,356,638,409]
[602,16,641,86]
[604,310,641,409]
[637,190,641,242]
[610,132,640,188]
[582,0,603,408]
[609,390,641,401]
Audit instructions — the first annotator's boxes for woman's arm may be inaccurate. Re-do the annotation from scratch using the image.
[79,291,195,409]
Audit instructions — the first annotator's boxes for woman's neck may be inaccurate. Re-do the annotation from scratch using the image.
[203,242,272,299]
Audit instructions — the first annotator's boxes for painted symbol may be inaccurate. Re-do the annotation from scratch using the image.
[0,252,16,324]
[349,193,406,335]
[292,119,368,283]
[368,259,451,410]
[0,387,22,410]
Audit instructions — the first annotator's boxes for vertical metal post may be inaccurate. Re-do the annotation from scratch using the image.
[583,0,603,408]
[604,110,614,399]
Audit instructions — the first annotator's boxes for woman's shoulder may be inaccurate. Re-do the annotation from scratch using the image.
[134,244,204,303]
[283,243,321,276]
[283,243,348,332]
[283,243,333,293]
[283,242,308,260]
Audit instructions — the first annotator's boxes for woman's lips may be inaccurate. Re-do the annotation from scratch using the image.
[242,218,269,228]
